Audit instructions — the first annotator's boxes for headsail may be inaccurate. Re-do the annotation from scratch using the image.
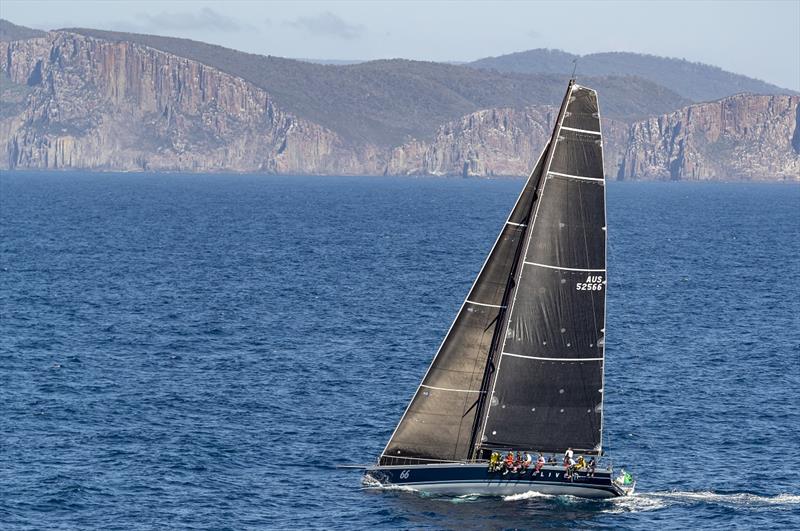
[479,82,607,455]
[379,144,551,466]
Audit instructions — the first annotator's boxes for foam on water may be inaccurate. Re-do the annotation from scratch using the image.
[645,491,800,507]
[503,489,800,513]
[361,476,419,494]
[503,490,556,502]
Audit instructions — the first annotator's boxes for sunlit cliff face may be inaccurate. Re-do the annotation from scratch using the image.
[1,32,798,181]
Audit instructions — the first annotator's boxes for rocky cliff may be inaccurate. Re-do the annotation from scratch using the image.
[385,95,800,180]
[387,106,557,177]
[386,107,634,178]
[616,95,800,180]
[0,32,381,174]
[1,31,798,181]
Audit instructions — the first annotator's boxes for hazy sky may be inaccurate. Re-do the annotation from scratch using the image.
[2,0,798,90]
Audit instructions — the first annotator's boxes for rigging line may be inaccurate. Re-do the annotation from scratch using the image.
[421,385,486,394]
[523,261,605,272]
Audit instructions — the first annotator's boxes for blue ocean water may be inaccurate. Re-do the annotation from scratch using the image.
[1,173,798,530]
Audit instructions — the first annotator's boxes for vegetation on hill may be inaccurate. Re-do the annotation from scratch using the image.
[65,28,689,146]
[469,49,793,102]
[0,19,45,41]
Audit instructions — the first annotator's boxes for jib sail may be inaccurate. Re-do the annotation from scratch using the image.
[379,144,550,465]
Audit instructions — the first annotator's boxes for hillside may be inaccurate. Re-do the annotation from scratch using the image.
[0,20,45,42]
[0,25,797,180]
[64,28,690,146]
[388,95,800,180]
[469,49,793,102]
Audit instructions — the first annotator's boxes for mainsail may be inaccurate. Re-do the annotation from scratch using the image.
[380,80,607,465]
[479,82,607,455]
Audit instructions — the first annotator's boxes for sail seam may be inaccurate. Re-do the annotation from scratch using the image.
[421,385,487,394]
[465,300,507,308]
[502,352,603,362]
[524,261,605,272]
[548,171,604,182]
[561,126,601,135]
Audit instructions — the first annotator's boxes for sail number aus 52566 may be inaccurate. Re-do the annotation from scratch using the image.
[576,275,604,291]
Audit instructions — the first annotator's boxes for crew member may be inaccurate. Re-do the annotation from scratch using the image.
[534,453,545,473]
[488,451,500,472]
[503,452,514,474]
[523,452,533,470]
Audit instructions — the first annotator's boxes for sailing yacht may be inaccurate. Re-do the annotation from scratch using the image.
[364,80,635,498]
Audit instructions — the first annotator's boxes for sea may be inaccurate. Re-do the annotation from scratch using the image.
[1,172,798,530]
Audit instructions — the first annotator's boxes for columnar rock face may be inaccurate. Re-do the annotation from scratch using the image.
[0,32,381,173]
[615,95,800,181]
[388,107,557,177]
[1,31,798,181]
[386,106,633,178]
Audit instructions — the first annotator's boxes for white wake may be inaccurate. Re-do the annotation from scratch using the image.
[503,490,556,502]
[644,491,800,507]
[500,490,800,512]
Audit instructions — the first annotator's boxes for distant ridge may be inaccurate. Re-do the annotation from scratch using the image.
[469,49,794,102]
[0,19,45,42]
[62,27,690,146]
[0,21,796,179]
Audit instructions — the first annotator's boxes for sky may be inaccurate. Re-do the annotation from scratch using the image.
[1,0,798,90]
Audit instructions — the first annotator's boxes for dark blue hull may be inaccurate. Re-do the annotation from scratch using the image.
[364,463,633,498]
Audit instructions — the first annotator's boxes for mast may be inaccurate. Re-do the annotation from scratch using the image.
[477,80,608,455]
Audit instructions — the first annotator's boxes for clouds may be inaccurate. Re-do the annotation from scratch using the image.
[95,7,254,34]
[135,7,248,32]
[112,8,365,41]
[285,11,365,40]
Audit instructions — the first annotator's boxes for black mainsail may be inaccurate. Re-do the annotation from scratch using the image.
[380,80,608,465]
[479,82,607,455]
